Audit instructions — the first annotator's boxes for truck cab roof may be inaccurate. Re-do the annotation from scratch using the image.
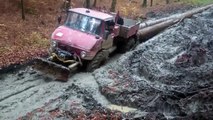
[69,8,114,21]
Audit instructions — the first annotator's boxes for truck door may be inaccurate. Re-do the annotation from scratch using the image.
[102,20,115,49]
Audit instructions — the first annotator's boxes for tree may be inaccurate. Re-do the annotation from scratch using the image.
[62,0,71,12]
[166,0,170,4]
[85,0,90,8]
[142,0,147,7]
[21,0,25,20]
[93,0,97,7]
[150,0,153,6]
[66,0,71,10]
[110,0,117,12]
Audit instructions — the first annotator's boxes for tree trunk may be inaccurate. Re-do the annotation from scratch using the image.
[142,0,147,7]
[166,0,169,4]
[150,0,153,6]
[138,4,213,40]
[138,19,176,40]
[140,4,213,29]
[93,0,97,7]
[21,0,25,20]
[65,0,71,11]
[85,0,90,8]
[110,0,117,12]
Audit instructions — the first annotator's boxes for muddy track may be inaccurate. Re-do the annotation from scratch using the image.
[94,7,213,119]
[0,69,104,119]
[0,54,125,120]
[1,6,213,120]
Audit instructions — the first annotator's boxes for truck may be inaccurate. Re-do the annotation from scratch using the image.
[34,8,140,81]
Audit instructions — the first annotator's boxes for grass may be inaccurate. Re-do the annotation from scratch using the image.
[22,32,49,48]
[0,46,10,54]
[184,0,213,5]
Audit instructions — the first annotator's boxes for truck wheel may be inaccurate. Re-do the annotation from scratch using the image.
[118,38,135,53]
[86,51,107,72]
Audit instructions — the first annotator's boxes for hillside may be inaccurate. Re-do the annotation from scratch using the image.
[0,0,213,119]
[0,5,212,120]
[0,0,192,68]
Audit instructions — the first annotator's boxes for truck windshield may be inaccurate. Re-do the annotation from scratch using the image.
[65,12,101,35]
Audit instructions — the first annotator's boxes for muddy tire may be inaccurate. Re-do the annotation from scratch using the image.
[86,51,107,72]
[118,38,135,53]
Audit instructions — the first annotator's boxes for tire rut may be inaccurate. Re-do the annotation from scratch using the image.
[0,85,35,102]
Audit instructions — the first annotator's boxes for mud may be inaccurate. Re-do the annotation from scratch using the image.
[0,6,213,120]
[0,55,129,119]
[0,67,106,119]
[95,7,213,119]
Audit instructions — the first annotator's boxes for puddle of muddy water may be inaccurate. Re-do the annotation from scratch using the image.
[107,104,137,113]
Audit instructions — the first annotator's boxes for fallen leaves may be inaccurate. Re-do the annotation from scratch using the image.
[0,24,6,27]
[0,32,49,68]
[0,11,54,69]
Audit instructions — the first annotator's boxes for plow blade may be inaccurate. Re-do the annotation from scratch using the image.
[32,58,70,82]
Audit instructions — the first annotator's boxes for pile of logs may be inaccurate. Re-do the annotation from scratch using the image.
[138,4,213,40]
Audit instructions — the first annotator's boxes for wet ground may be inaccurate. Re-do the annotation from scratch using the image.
[0,55,125,120]
[95,7,213,119]
[0,6,213,120]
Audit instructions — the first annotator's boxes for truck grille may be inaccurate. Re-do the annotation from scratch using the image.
[58,43,71,52]
[58,42,81,55]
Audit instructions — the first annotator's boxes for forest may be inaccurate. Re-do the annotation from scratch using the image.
[0,0,213,119]
[0,0,211,68]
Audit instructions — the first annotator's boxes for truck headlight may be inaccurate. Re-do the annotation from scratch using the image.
[80,51,87,58]
[49,40,57,53]
[51,40,57,47]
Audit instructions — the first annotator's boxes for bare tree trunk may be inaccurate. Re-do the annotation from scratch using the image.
[110,0,117,12]
[166,0,169,4]
[142,0,147,7]
[65,0,71,11]
[138,19,175,40]
[85,0,90,8]
[93,0,97,7]
[150,0,153,6]
[21,0,25,20]
[138,4,213,40]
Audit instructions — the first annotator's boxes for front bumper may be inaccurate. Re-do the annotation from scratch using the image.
[49,53,81,70]
[49,48,82,66]
[50,53,76,64]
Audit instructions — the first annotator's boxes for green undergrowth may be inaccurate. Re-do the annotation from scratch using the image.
[184,0,213,5]
[22,32,49,48]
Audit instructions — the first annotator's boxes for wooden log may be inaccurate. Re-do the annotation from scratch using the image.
[139,4,213,29]
[138,4,213,40]
[138,19,177,40]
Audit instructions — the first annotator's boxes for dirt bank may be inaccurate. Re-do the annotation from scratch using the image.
[95,7,213,119]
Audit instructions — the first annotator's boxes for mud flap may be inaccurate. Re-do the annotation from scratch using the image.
[32,58,70,82]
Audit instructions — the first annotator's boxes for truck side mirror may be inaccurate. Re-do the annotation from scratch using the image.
[95,35,100,39]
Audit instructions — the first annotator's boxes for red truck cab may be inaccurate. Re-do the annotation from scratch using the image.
[49,8,139,72]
